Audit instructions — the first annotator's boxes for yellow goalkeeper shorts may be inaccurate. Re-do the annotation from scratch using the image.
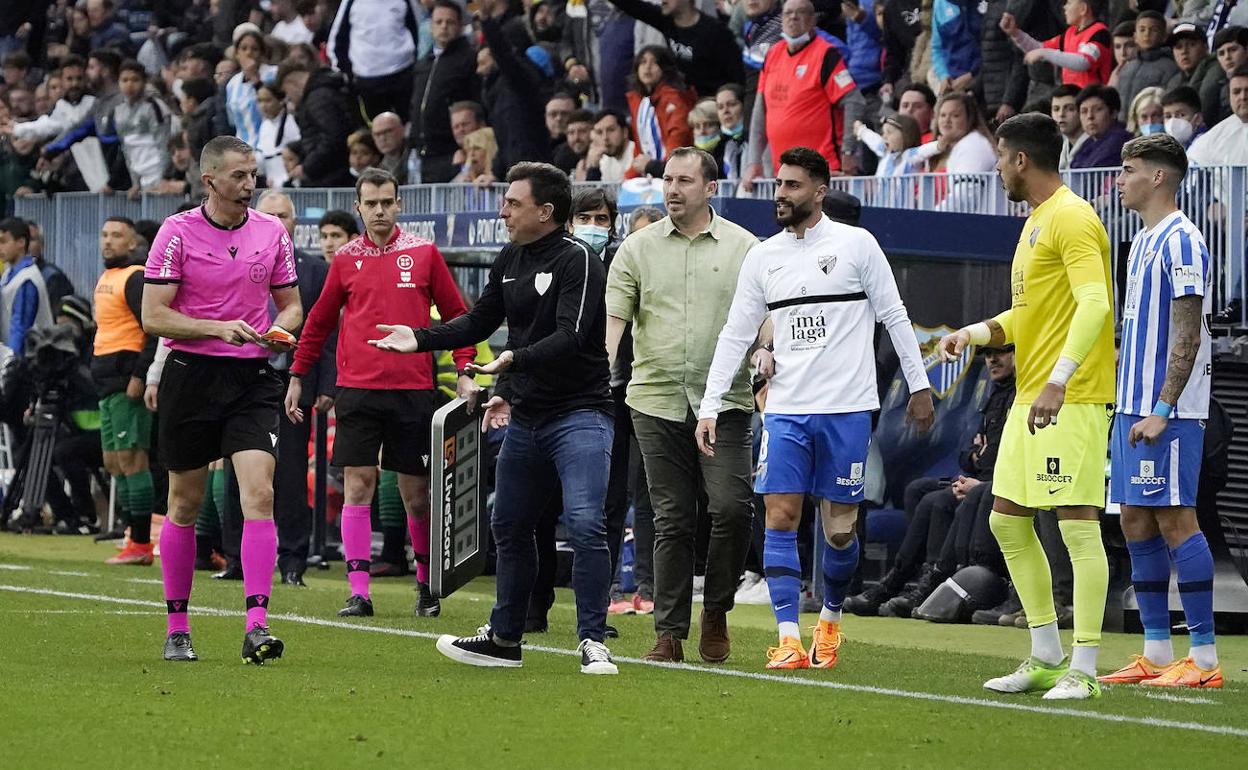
[992,402,1112,510]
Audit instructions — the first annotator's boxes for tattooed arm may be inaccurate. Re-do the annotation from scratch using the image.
[1157,295,1204,406]
[1128,295,1203,447]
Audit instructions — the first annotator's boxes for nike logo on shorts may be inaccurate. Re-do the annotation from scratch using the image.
[1048,487,1064,495]
[1142,487,1166,496]
[849,485,864,496]
[502,277,516,283]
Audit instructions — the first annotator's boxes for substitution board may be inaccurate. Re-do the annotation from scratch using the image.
[430,397,488,599]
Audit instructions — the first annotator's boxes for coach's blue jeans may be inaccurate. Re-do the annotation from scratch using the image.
[490,409,614,643]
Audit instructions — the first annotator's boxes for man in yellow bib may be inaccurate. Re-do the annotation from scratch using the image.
[941,113,1115,701]
[93,217,159,565]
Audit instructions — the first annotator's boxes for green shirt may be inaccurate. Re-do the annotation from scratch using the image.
[606,208,757,421]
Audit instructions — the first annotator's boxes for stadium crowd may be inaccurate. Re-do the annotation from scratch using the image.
[0,0,1246,212]
[0,0,1241,681]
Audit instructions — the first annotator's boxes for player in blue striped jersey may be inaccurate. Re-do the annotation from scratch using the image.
[1101,134,1222,689]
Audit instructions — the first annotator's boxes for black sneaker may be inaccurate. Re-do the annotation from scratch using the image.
[163,632,198,662]
[844,582,895,616]
[604,624,620,639]
[436,631,522,668]
[415,581,441,617]
[880,564,944,618]
[972,587,1022,626]
[579,639,619,675]
[241,626,284,665]
[338,594,374,617]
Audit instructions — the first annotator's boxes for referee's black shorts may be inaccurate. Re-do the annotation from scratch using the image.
[157,350,283,471]
[332,387,436,476]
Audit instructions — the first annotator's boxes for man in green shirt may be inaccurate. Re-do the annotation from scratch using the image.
[606,147,758,664]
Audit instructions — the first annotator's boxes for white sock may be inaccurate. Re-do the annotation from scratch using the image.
[1189,643,1218,669]
[1029,621,1064,666]
[1143,638,1174,665]
[819,607,842,623]
[778,621,801,642]
[1070,645,1099,677]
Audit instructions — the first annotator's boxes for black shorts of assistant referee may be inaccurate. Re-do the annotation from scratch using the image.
[157,350,284,471]
[332,388,435,476]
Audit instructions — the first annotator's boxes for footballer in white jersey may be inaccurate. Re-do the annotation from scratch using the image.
[696,147,933,671]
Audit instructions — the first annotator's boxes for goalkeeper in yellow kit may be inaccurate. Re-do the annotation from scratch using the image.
[940,114,1116,701]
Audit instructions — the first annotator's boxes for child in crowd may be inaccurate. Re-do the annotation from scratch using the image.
[855,114,933,176]
[1000,0,1112,87]
[1107,20,1138,87]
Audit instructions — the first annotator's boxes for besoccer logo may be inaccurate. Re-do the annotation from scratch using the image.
[836,462,865,488]
[1036,456,1072,484]
[1131,460,1163,485]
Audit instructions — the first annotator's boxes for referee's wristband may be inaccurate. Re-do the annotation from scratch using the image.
[1151,401,1173,419]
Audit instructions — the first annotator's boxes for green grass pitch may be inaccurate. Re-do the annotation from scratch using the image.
[1,536,1245,768]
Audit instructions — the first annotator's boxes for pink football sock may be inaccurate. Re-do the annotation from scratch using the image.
[341,504,373,599]
[408,513,430,585]
[160,520,195,635]
[241,518,277,631]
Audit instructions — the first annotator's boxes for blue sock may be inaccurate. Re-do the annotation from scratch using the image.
[1172,532,1216,648]
[821,535,859,619]
[764,528,801,639]
[1127,536,1172,643]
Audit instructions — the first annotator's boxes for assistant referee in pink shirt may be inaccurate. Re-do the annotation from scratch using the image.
[142,136,303,665]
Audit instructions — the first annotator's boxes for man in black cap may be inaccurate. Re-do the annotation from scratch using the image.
[1169,23,1221,92]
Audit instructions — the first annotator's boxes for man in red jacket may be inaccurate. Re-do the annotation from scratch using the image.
[286,167,480,619]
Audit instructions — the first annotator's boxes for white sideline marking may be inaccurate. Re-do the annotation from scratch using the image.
[47,570,92,577]
[0,564,32,571]
[126,579,166,585]
[1144,692,1220,705]
[1,609,165,616]
[0,583,1244,739]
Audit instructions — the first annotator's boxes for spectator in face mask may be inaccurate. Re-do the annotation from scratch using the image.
[1126,86,1165,135]
[688,99,726,178]
[1159,86,1207,148]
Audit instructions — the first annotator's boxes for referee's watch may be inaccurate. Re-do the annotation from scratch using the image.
[457,366,474,378]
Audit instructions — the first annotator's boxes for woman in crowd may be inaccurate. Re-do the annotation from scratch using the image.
[715,83,748,181]
[687,99,727,178]
[454,127,499,185]
[1126,86,1165,135]
[625,45,696,177]
[924,90,996,210]
[255,82,300,188]
[225,25,278,149]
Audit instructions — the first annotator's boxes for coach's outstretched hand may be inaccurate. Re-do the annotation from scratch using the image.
[465,350,513,377]
[457,375,482,413]
[906,389,935,433]
[369,324,420,353]
[1028,382,1065,434]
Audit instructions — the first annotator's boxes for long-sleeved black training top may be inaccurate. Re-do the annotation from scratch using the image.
[414,227,612,425]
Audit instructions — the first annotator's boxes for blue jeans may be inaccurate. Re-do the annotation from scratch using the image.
[490,409,614,643]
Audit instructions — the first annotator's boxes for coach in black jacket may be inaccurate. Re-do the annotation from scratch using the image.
[371,162,619,674]
[411,0,481,184]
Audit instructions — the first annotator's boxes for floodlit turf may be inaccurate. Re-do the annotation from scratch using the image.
[1,536,1246,767]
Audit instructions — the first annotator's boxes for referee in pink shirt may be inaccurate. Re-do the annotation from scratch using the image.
[142,136,303,665]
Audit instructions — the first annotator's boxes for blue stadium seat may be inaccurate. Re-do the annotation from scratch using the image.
[863,356,991,550]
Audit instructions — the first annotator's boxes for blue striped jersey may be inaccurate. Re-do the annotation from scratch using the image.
[1116,210,1211,418]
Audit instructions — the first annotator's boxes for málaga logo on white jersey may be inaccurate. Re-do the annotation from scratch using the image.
[789,311,828,349]
[535,272,553,295]
[818,254,837,275]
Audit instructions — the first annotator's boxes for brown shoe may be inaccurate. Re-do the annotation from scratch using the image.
[642,632,684,663]
[699,608,730,663]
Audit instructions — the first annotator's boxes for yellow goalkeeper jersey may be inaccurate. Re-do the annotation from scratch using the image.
[1007,185,1116,404]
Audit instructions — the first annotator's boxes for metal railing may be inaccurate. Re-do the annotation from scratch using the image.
[14,166,1246,325]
